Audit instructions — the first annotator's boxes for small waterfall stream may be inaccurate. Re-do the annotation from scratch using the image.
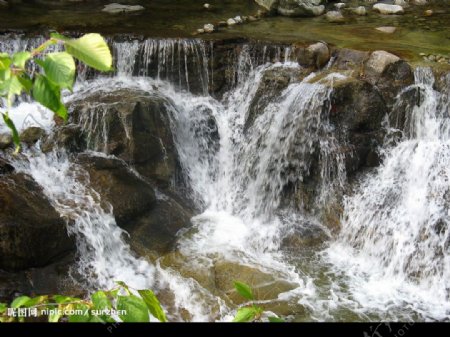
[1,34,449,321]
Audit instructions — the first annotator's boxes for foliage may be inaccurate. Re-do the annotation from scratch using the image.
[0,32,112,152]
[0,281,167,323]
[232,281,284,323]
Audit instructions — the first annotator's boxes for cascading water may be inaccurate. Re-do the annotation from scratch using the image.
[325,68,450,321]
[2,32,450,322]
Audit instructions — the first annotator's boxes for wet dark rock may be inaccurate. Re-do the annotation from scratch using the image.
[20,127,45,145]
[280,222,330,252]
[296,42,331,69]
[129,196,193,256]
[70,88,178,187]
[245,66,307,131]
[0,157,14,174]
[0,172,74,271]
[0,133,13,150]
[40,124,86,153]
[76,153,156,227]
[363,50,414,106]
[0,253,83,303]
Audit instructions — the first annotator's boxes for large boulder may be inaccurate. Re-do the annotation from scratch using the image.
[296,42,331,69]
[363,50,414,105]
[70,88,178,187]
[0,172,74,271]
[328,77,387,172]
[76,153,156,227]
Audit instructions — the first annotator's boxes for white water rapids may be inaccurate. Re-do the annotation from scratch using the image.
[1,36,449,321]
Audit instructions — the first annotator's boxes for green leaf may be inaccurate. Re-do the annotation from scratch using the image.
[2,114,20,151]
[48,310,62,323]
[268,316,284,322]
[137,290,167,322]
[23,296,49,308]
[0,54,11,70]
[234,281,254,300]
[232,307,258,322]
[17,74,33,93]
[53,295,81,304]
[117,295,149,322]
[11,296,31,309]
[32,75,67,120]
[67,303,91,323]
[92,291,111,310]
[42,52,75,90]
[0,303,7,314]
[0,68,11,82]
[64,33,112,71]
[12,52,31,69]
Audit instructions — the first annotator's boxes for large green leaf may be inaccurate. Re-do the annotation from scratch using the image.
[137,290,167,322]
[232,307,258,322]
[10,296,31,309]
[63,33,112,71]
[42,52,76,90]
[92,291,111,310]
[234,281,254,300]
[117,295,149,322]
[2,113,20,149]
[67,303,91,323]
[32,75,67,120]
[0,53,11,70]
[0,303,7,314]
[53,295,81,304]
[12,51,31,69]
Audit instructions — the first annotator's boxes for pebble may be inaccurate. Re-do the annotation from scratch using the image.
[227,18,237,26]
[203,3,210,9]
[352,6,367,16]
[424,10,433,16]
[375,26,397,34]
[203,23,214,33]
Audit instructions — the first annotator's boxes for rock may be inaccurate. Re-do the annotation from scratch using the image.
[394,0,408,5]
[297,42,331,69]
[227,18,237,26]
[352,6,367,16]
[213,260,297,304]
[327,78,387,172]
[245,66,307,131]
[376,26,397,34]
[280,222,330,252]
[325,10,345,23]
[40,124,86,153]
[364,50,400,78]
[217,21,228,27]
[0,133,12,149]
[0,0,8,8]
[0,173,74,271]
[233,16,243,24]
[76,153,156,227]
[203,23,214,33]
[412,0,428,5]
[129,197,193,256]
[0,157,14,175]
[424,9,433,16]
[334,3,345,10]
[203,3,210,9]
[248,15,258,22]
[331,48,370,73]
[277,0,325,17]
[196,28,205,34]
[373,4,404,15]
[70,89,178,187]
[364,50,414,104]
[102,3,145,14]
[0,253,84,304]
[254,0,278,12]
[20,127,45,145]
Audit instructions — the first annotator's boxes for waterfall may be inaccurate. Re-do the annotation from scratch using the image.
[325,68,450,321]
[3,32,449,321]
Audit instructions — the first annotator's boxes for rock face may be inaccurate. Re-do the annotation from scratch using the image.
[76,153,156,227]
[70,88,178,187]
[0,171,74,271]
[296,42,331,69]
